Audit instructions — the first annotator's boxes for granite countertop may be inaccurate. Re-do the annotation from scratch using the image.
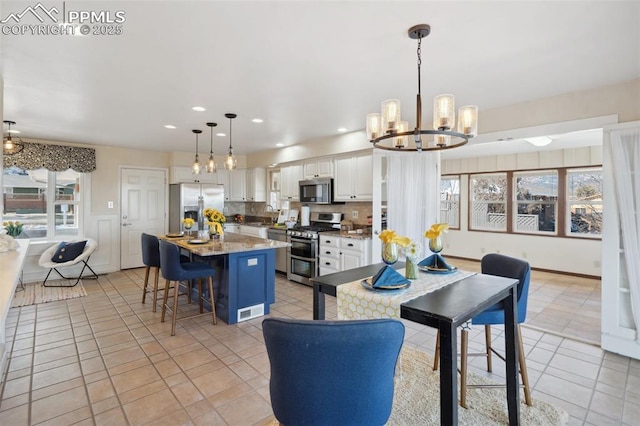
[161,232,289,256]
[323,230,373,240]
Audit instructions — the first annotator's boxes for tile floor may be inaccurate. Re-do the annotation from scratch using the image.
[0,261,638,425]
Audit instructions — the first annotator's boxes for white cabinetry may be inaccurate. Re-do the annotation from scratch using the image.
[334,154,373,201]
[218,170,247,201]
[280,164,303,201]
[223,223,240,233]
[303,158,334,179]
[239,225,268,239]
[170,166,218,184]
[319,235,372,276]
[246,168,267,202]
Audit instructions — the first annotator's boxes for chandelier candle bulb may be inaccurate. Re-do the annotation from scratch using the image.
[458,105,478,136]
[382,99,401,133]
[396,121,409,148]
[434,94,455,130]
[366,113,382,140]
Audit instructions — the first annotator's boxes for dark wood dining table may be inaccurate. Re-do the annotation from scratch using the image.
[310,262,520,426]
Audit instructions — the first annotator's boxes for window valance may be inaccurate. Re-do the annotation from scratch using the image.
[3,141,96,173]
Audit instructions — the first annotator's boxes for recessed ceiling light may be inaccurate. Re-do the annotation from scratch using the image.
[337,127,347,132]
[276,143,284,147]
[192,106,206,112]
[164,125,176,129]
[216,132,226,137]
[252,118,264,123]
[525,136,552,147]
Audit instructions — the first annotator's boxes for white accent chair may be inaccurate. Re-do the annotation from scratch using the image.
[38,238,99,287]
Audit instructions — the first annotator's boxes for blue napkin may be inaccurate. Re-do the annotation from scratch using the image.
[418,254,454,271]
[371,266,410,287]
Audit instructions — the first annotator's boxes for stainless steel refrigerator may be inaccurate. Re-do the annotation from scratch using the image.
[169,183,224,233]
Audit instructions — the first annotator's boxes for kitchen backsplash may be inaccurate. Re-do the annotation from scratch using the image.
[224,201,372,226]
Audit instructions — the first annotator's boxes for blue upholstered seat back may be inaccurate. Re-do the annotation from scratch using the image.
[262,318,404,426]
[141,233,161,268]
[472,253,531,325]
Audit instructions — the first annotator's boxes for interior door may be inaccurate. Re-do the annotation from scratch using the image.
[120,168,167,269]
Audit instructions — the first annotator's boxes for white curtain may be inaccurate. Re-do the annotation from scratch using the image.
[387,151,440,252]
[610,128,640,342]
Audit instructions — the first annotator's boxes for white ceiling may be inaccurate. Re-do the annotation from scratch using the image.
[1,1,638,157]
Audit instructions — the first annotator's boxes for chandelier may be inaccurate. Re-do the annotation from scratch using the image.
[3,120,25,155]
[366,24,478,152]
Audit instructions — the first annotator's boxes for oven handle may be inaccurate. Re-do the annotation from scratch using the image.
[289,253,318,262]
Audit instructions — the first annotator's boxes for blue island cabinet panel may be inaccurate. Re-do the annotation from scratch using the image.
[216,249,276,325]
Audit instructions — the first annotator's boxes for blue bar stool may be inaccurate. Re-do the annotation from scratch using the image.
[159,240,217,336]
[141,233,190,312]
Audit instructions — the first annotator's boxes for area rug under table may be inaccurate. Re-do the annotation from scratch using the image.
[388,346,568,425]
[11,282,88,308]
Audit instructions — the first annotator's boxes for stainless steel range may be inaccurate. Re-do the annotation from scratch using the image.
[287,212,342,286]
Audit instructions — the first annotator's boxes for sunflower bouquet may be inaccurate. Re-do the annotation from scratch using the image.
[204,208,226,234]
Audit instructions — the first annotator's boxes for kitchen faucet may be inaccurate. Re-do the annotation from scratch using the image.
[264,204,276,224]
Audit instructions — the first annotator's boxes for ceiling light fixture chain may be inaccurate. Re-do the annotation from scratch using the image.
[366,23,478,153]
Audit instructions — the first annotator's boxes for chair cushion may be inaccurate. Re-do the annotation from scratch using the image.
[52,240,87,263]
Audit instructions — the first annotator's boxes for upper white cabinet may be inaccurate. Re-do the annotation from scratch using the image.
[246,168,267,202]
[170,166,218,184]
[280,164,303,201]
[334,154,373,201]
[218,169,247,201]
[303,158,334,179]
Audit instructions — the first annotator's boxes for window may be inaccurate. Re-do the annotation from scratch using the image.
[514,170,558,234]
[567,168,602,236]
[2,167,82,239]
[470,173,507,231]
[440,176,460,228]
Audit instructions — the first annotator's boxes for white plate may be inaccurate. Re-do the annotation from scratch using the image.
[187,239,208,245]
[361,278,411,291]
[165,233,184,238]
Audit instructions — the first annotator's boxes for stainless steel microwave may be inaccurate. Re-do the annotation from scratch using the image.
[299,178,333,204]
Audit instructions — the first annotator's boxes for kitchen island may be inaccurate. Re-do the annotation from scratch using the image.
[165,232,288,324]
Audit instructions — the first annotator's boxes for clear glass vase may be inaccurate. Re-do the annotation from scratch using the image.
[405,259,418,279]
[382,242,399,265]
[428,237,443,254]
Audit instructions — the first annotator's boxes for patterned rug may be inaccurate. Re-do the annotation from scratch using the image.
[388,346,568,425]
[11,281,87,308]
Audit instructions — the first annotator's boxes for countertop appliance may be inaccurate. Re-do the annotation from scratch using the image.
[267,228,288,274]
[287,212,342,286]
[299,177,333,204]
[169,183,224,233]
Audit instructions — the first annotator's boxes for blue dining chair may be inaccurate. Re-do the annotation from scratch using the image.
[262,317,405,426]
[159,240,217,336]
[433,253,532,407]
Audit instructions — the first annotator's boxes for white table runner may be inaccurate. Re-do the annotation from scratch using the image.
[337,268,476,320]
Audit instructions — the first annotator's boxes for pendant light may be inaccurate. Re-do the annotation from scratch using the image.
[366,24,478,152]
[192,129,202,175]
[3,120,25,155]
[224,113,237,170]
[206,122,218,173]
